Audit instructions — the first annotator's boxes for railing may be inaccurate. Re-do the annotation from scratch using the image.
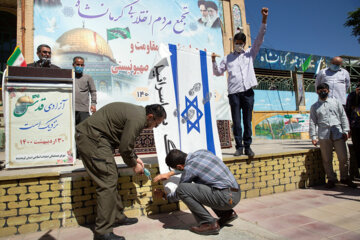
[255,74,358,93]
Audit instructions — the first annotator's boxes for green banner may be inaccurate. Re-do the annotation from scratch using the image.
[107,27,131,41]
[301,55,312,72]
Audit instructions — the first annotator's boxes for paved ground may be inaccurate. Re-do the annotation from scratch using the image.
[1,139,359,239]
[1,182,359,240]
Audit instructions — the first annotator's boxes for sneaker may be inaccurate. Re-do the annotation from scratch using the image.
[340,179,357,188]
[234,148,243,156]
[325,180,336,189]
[244,147,255,157]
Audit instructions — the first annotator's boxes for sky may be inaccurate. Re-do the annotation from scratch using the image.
[244,0,360,58]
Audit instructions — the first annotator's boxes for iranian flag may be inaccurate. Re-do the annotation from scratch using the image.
[7,46,27,67]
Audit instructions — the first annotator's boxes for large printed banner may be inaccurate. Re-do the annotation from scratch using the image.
[5,87,75,168]
[34,0,230,119]
[150,45,222,191]
[254,48,331,73]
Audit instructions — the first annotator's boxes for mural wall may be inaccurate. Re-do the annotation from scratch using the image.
[33,0,230,119]
[255,114,310,140]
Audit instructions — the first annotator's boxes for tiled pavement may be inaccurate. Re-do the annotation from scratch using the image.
[1,181,359,240]
[236,183,360,240]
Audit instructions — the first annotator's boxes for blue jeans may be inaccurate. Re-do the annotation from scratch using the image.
[228,89,254,150]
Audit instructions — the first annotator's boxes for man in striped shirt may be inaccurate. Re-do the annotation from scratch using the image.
[154,149,240,235]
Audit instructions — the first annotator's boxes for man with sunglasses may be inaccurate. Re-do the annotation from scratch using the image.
[28,44,60,68]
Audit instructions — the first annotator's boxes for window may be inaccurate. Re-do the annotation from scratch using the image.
[232,4,243,33]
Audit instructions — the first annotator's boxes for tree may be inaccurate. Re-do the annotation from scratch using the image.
[344,8,360,44]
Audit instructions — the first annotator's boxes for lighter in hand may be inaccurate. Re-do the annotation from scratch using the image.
[144,168,152,180]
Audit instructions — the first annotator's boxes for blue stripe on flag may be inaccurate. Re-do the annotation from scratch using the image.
[169,44,182,149]
[199,50,215,155]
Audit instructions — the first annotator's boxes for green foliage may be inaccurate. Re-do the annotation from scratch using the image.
[344,8,360,44]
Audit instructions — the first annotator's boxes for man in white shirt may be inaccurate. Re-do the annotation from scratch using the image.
[212,7,268,157]
[315,56,350,107]
[310,83,356,189]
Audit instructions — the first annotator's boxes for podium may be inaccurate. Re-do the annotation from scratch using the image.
[2,66,76,168]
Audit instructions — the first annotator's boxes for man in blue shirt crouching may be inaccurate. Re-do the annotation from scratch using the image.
[154,149,240,235]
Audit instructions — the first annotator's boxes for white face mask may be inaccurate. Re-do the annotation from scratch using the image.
[234,44,244,53]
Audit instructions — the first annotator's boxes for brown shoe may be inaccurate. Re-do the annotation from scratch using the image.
[325,180,336,189]
[190,222,220,235]
[340,179,358,188]
[218,211,238,228]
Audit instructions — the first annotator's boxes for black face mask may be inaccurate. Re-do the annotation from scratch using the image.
[319,91,328,99]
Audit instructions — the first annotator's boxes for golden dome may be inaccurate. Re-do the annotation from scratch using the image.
[55,28,115,61]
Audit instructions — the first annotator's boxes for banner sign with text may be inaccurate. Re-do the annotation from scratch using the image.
[254,48,331,73]
[34,0,230,119]
[150,44,222,193]
[5,87,75,168]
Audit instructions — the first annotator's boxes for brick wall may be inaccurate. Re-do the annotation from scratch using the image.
[0,148,339,238]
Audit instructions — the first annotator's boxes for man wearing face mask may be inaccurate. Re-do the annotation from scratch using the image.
[73,56,97,125]
[76,103,166,240]
[212,7,268,157]
[309,83,357,189]
[315,56,350,107]
[27,44,60,68]
[153,149,240,235]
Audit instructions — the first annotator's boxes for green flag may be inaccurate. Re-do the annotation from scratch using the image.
[107,27,131,41]
[301,55,312,72]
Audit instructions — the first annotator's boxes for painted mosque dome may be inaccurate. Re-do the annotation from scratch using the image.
[54,28,115,62]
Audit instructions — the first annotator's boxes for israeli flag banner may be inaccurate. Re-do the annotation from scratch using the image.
[149,44,222,193]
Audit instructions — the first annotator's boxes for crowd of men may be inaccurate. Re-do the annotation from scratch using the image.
[24,5,360,240]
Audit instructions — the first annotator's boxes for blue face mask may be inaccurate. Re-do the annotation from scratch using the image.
[74,66,84,74]
[329,64,340,72]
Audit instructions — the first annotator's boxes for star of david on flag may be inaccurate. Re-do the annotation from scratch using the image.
[181,96,203,133]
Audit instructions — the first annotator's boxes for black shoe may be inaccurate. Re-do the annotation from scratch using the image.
[94,232,125,240]
[113,217,138,227]
[218,211,238,228]
[234,148,243,156]
[340,179,357,188]
[244,147,255,157]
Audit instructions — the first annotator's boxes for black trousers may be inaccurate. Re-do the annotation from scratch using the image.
[75,111,90,125]
[228,89,254,150]
[351,128,360,176]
